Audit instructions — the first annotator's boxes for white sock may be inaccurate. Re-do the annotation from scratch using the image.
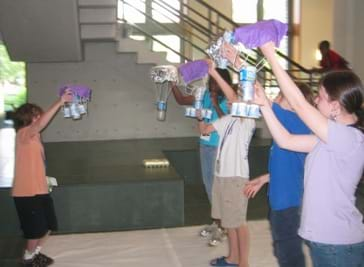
[23,250,35,260]
[35,246,42,255]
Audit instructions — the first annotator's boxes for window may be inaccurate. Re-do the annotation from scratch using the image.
[152,35,180,63]
[152,0,180,23]
[0,44,26,112]
[232,0,258,24]
[118,0,146,23]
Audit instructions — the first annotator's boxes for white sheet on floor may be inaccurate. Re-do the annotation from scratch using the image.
[43,220,312,267]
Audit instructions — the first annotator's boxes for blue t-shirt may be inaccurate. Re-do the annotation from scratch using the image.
[268,103,310,210]
[199,90,228,147]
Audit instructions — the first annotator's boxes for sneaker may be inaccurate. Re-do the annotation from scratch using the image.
[36,253,54,266]
[208,227,227,247]
[22,256,46,267]
[200,222,218,237]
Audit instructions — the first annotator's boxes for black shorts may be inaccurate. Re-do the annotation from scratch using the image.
[14,194,58,239]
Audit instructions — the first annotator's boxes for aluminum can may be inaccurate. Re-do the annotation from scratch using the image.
[241,81,254,102]
[239,66,256,81]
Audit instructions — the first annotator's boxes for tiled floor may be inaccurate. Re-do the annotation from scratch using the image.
[23,222,313,267]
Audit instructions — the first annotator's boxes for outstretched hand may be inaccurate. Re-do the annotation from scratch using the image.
[222,42,238,64]
[61,88,74,104]
[243,177,266,198]
[205,58,216,74]
[253,81,270,107]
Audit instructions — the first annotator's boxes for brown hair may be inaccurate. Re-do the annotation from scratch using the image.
[13,103,43,131]
[320,70,364,131]
[296,82,315,105]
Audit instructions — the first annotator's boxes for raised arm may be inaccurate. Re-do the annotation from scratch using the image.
[206,60,238,103]
[255,81,317,153]
[28,89,73,135]
[259,42,329,142]
[171,82,194,105]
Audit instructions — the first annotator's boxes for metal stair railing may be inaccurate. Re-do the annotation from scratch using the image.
[118,0,320,90]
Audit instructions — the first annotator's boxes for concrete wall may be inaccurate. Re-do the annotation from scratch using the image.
[333,0,364,79]
[0,0,82,62]
[27,42,198,142]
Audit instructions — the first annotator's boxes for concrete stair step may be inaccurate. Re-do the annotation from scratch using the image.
[118,38,172,65]
[81,24,117,40]
[79,8,117,24]
[78,0,117,8]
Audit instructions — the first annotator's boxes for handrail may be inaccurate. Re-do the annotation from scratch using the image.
[118,0,320,89]
[150,0,209,43]
[153,0,217,38]
[193,0,239,28]
[119,18,191,62]
[193,0,315,76]
[121,1,208,57]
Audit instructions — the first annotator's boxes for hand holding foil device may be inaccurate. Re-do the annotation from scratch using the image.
[178,60,212,120]
[59,85,92,120]
[150,65,178,121]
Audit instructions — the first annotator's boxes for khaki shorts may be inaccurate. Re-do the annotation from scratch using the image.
[211,176,249,229]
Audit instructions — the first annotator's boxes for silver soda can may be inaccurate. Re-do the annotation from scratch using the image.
[63,106,71,118]
[78,103,87,114]
[70,103,81,120]
[239,66,256,81]
[241,81,254,102]
[202,109,212,119]
[248,104,261,118]
[194,100,203,110]
[157,101,166,111]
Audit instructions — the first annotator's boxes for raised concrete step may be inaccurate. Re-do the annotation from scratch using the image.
[118,38,171,65]
[78,0,117,8]
[81,24,117,40]
[79,8,117,24]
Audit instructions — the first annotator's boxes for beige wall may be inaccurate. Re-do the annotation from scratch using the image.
[300,0,333,69]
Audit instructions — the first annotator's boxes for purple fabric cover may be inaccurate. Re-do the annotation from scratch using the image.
[233,19,288,49]
[59,85,92,100]
[179,60,209,84]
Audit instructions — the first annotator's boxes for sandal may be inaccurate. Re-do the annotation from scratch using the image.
[210,256,238,267]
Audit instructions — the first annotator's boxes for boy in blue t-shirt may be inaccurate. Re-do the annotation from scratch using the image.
[244,83,314,267]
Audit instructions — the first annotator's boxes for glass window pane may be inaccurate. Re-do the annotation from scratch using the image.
[152,0,180,23]
[152,35,180,63]
[232,0,258,23]
[263,0,288,22]
[263,0,289,59]
[118,0,146,23]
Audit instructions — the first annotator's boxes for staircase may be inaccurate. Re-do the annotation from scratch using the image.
[78,0,319,90]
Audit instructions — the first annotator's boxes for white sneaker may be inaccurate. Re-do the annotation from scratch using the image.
[208,227,226,246]
[200,222,218,237]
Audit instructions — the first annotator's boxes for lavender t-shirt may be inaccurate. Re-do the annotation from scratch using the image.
[299,120,364,244]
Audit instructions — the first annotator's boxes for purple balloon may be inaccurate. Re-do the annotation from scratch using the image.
[179,60,209,84]
[233,19,288,49]
[59,85,92,100]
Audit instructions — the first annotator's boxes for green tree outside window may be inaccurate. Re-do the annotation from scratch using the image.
[0,43,26,113]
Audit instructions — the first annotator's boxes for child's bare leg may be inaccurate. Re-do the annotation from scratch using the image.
[25,239,39,253]
[226,228,239,264]
[237,224,249,267]
[38,230,51,247]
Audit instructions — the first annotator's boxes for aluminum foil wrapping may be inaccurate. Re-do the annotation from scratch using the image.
[150,65,178,83]
[206,31,234,69]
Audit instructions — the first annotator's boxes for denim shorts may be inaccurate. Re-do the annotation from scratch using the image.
[306,240,364,267]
